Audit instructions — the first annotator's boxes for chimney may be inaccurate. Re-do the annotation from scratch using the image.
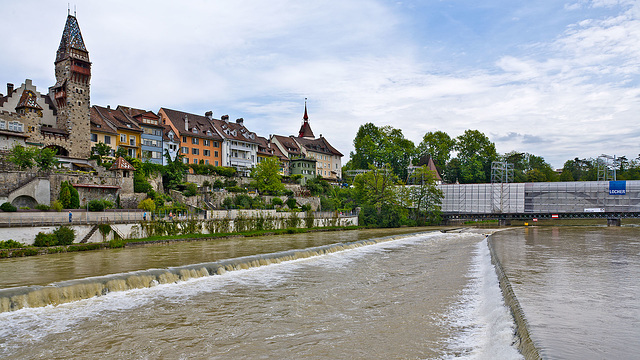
[205,111,213,120]
[221,115,229,123]
[183,115,189,131]
[236,118,244,126]
[107,105,110,110]
[7,83,14,96]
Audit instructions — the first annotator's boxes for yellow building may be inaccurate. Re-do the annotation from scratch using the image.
[91,105,141,158]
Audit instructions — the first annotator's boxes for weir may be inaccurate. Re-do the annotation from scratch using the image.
[0,233,425,313]
[487,234,543,360]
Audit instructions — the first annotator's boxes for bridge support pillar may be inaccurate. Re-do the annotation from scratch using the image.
[499,219,511,226]
[607,218,621,227]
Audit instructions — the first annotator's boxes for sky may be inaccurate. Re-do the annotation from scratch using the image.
[1,0,639,169]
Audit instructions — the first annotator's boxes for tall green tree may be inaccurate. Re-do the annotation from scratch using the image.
[450,130,498,183]
[406,166,443,225]
[33,147,58,172]
[162,150,188,190]
[8,144,35,170]
[349,123,416,179]
[416,131,456,170]
[91,142,112,165]
[251,157,285,195]
[353,164,397,215]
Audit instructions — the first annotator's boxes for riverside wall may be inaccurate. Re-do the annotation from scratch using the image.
[0,209,358,244]
[487,234,542,360]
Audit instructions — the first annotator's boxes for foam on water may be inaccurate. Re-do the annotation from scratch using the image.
[442,238,523,360]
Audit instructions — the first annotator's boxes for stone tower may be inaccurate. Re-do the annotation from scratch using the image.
[49,13,91,159]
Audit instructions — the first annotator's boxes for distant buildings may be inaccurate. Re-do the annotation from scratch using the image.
[0,13,344,180]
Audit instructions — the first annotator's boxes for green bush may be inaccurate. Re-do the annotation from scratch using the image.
[53,226,75,245]
[0,240,24,249]
[227,186,246,193]
[272,197,283,206]
[183,182,197,197]
[107,238,125,248]
[286,198,298,209]
[301,204,311,212]
[36,204,50,211]
[34,232,57,247]
[88,199,113,212]
[215,167,237,177]
[213,179,224,189]
[0,202,17,212]
[51,200,63,212]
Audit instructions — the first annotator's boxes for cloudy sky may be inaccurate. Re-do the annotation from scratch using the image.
[2,0,639,168]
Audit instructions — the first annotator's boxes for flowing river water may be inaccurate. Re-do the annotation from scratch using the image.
[0,228,523,359]
[490,227,640,359]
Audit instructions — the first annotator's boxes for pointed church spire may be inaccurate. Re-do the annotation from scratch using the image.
[298,98,315,138]
[303,98,309,121]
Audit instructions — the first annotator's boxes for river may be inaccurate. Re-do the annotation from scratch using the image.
[0,228,522,359]
[491,227,640,359]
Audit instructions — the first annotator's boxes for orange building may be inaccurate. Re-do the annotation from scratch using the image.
[158,108,223,166]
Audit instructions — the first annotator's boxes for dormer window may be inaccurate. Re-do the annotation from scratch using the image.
[126,124,131,128]
[192,127,198,134]
[207,130,212,136]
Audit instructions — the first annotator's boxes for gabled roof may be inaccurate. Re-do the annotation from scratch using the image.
[210,117,260,144]
[110,156,135,171]
[269,143,289,162]
[118,105,163,128]
[294,136,343,157]
[16,89,43,110]
[56,15,89,63]
[159,108,223,141]
[272,134,302,156]
[92,105,142,133]
[90,106,118,135]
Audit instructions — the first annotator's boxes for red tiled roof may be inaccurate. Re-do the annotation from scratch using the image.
[90,107,118,135]
[109,156,135,171]
[294,136,343,157]
[159,108,223,141]
[92,105,142,132]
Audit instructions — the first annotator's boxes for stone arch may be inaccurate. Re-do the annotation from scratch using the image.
[45,145,69,157]
[12,195,37,209]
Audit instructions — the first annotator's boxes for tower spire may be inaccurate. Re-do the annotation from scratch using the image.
[298,98,315,139]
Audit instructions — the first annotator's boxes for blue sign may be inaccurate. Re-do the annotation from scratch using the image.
[609,181,626,195]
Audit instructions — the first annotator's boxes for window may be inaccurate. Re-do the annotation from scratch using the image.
[120,134,127,143]
[203,139,210,146]
[152,151,162,159]
[214,151,219,157]
[181,147,189,154]
[205,160,209,165]
[215,161,219,166]
[0,120,5,130]
[192,138,199,145]
[129,135,136,146]
[91,133,97,142]
[104,135,111,144]
[183,158,189,164]
[127,148,136,157]
[182,136,187,142]
[212,141,219,147]
[203,149,210,156]
[8,121,24,132]
[154,129,162,136]
[192,148,199,155]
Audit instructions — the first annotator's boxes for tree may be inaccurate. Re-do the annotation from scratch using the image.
[8,144,35,170]
[453,130,498,183]
[353,164,397,215]
[162,150,188,190]
[250,157,284,195]
[33,147,58,172]
[59,181,79,209]
[91,142,112,165]
[138,198,156,212]
[416,131,456,170]
[349,123,416,179]
[406,166,443,225]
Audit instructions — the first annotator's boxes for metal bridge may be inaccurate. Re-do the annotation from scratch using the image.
[439,180,640,224]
